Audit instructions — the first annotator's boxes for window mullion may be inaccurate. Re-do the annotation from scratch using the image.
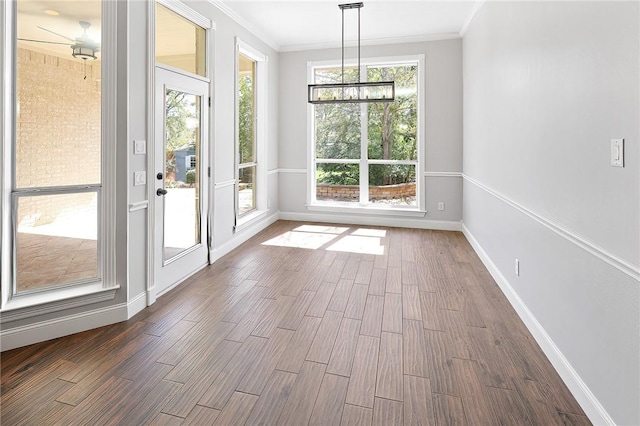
[359,64,368,205]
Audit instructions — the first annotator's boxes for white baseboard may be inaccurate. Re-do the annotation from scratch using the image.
[279,211,462,231]
[209,211,280,263]
[127,291,147,319]
[461,223,614,426]
[0,301,127,351]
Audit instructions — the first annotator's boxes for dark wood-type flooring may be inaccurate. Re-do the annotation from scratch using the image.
[1,221,590,425]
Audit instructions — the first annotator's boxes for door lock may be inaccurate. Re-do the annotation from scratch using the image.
[157,173,163,180]
[156,188,168,196]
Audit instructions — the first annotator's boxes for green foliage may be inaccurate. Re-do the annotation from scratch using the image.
[185,169,196,185]
[165,90,198,152]
[238,74,254,165]
[317,163,359,186]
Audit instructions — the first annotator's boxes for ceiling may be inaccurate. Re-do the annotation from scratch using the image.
[218,1,481,51]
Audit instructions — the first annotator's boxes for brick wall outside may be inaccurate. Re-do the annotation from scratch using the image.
[317,182,416,201]
[16,48,100,226]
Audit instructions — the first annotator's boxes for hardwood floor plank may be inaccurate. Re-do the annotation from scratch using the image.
[402,285,422,321]
[486,386,532,425]
[309,373,350,426]
[275,316,322,373]
[328,279,355,312]
[403,375,435,426]
[113,379,183,426]
[360,295,384,337]
[382,292,403,334]
[212,391,258,426]
[341,258,361,280]
[373,397,403,426]
[385,267,402,294]
[236,328,295,395]
[245,370,297,426]
[162,340,242,418]
[345,284,369,320]
[433,393,466,426]
[376,331,403,401]
[307,310,344,364]
[450,358,495,424]
[419,291,443,331]
[355,260,374,284]
[327,318,362,377]
[250,295,296,338]
[197,336,268,410]
[148,412,185,425]
[278,361,326,425]
[401,261,419,285]
[368,268,387,296]
[306,282,337,318]
[345,335,380,408]
[341,404,373,426]
[182,406,221,425]
[278,290,316,330]
[403,319,429,378]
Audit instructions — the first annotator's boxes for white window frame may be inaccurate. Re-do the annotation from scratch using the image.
[186,154,196,170]
[307,55,426,217]
[234,38,268,231]
[0,0,119,319]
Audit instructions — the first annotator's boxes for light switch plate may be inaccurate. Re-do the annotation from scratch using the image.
[134,171,146,186]
[134,139,146,155]
[611,139,624,167]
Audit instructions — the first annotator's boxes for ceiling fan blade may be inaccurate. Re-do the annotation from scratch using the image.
[37,26,76,42]
[18,38,73,46]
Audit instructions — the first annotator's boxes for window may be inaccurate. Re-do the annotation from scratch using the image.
[310,57,424,212]
[1,0,117,310]
[235,40,266,224]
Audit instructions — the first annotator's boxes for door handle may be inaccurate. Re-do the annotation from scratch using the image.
[156,188,168,196]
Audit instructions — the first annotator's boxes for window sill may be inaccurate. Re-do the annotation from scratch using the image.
[0,282,120,324]
[235,209,269,233]
[307,203,427,218]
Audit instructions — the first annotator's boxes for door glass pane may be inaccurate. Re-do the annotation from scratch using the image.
[368,164,417,207]
[238,165,256,216]
[316,163,359,203]
[16,192,98,293]
[156,3,206,77]
[367,64,418,161]
[16,0,102,188]
[164,89,201,261]
[238,53,255,164]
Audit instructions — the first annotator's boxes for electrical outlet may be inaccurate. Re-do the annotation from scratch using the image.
[515,259,520,276]
[437,202,445,211]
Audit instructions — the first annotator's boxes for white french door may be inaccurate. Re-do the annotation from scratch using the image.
[154,67,209,296]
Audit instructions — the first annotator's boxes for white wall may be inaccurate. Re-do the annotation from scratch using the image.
[278,39,463,228]
[462,2,639,424]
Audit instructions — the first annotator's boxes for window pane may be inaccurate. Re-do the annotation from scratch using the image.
[238,165,256,215]
[314,67,361,160]
[16,0,102,188]
[368,164,417,207]
[316,163,359,203]
[163,90,201,261]
[367,64,417,161]
[238,53,255,164]
[16,192,98,293]
[315,103,361,160]
[156,3,206,77]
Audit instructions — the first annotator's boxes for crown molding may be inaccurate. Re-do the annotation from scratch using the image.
[460,0,486,37]
[208,0,280,52]
[280,32,461,53]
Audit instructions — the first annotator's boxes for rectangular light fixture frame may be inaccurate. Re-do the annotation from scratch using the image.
[308,80,395,104]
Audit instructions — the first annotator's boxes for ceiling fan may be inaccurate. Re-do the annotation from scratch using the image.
[18,21,100,61]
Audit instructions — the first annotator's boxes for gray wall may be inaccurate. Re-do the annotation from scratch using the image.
[278,39,463,224]
[462,2,639,424]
